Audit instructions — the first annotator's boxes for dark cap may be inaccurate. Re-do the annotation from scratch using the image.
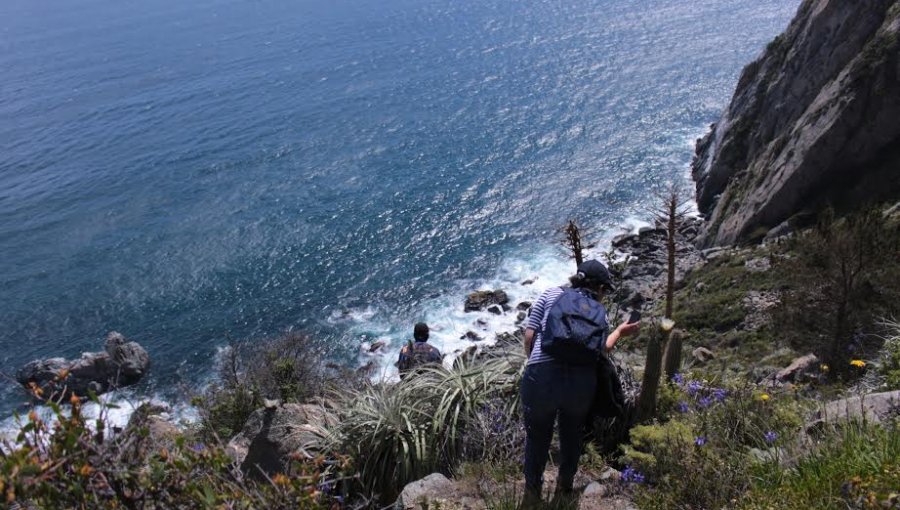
[413,322,429,342]
[576,259,615,291]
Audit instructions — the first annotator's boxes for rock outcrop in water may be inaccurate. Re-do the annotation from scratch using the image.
[16,331,150,398]
[692,0,900,246]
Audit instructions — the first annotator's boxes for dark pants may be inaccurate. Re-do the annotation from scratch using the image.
[520,360,597,493]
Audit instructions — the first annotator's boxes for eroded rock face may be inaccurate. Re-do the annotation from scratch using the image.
[226,403,332,477]
[16,331,150,398]
[464,290,509,312]
[693,0,900,246]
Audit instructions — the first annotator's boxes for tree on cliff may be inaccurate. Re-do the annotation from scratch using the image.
[781,207,900,373]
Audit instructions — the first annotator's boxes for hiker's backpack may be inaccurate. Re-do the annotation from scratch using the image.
[398,341,442,372]
[540,288,608,364]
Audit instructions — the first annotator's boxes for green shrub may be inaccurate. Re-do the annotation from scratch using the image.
[1,385,347,509]
[195,332,334,441]
[625,376,806,510]
[741,420,900,510]
[778,207,900,373]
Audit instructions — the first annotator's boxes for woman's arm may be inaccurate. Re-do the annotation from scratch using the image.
[524,328,535,356]
[605,321,640,352]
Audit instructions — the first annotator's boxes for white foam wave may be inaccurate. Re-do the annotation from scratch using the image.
[0,391,198,445]
[354,216,652,382]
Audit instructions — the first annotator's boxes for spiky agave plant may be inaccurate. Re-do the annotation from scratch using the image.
[322,381,437,502]
[418,353,525,462]
[321,351,526,503]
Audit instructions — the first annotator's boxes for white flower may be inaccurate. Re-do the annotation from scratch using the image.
[660,318,676,332]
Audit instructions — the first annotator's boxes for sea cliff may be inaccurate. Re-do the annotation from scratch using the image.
[692,0,900,246]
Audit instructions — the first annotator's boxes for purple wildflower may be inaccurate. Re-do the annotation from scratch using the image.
[190,443,205,452]
[672,373,684,385]
[698,396,713,409]
[677,401,690,413]
[687,380,703,396]
[621,466,645,484]
[764,431,778,444]
[695,436,707,447]
[713,388,727,402]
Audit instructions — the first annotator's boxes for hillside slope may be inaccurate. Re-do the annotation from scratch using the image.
[693,0,900,246]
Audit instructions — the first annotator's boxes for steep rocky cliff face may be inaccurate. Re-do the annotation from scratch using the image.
[693,0,900,247]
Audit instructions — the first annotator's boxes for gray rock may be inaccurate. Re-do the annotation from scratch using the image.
[612,234,638,248]
[700,247,729,259]
[763,220,793,242]
[464,290,509,312]
[516,311,527,323]
[227,403,332,477]
[744,257,771,272]
[16,332,150,399]
[691,347,716,364]
[122,403,181,459]
[806,390,900,433]
[598,466,621,482]
[583,481,607,497]
[775,353,819,383]
[369,341,386,353]
[461,331,482,341]
[395,473,455,510]
[516,301,532,311]
[486,304,503,315]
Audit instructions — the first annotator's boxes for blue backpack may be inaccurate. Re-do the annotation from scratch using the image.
[541,288,608,364]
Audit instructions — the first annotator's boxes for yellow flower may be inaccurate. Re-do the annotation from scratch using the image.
[820,364,829,372]
[272,473,291,487]
[850,359,866,368]
[759,393,770,402]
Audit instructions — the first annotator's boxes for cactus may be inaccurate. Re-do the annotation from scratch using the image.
[662,328,683,381]
[636,319,673,422]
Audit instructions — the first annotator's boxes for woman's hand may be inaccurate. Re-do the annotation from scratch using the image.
[605,320,640,351]
[617,320,640,337]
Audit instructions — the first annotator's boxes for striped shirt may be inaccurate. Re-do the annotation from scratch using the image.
[525,286,566,365]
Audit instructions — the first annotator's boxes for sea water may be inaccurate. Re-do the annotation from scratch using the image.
[0,0,800,422]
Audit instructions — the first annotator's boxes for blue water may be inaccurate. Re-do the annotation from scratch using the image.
[0,0,799,414]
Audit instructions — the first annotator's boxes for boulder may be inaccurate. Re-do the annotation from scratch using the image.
[691,347,716,364]
[612,233,638,248]
[516,311,527,323]
[369,341,386,353]
[464,290,509,312]
[486,304,504,315]
[395,473,456,510]
[775,354,819,383]
[122,403,181,460]
[227,403,332,477]
[461,331,482,341]
[16,331,150,399]
[806,390,900,433]
[763,220,793,242]
[516,301,532,311]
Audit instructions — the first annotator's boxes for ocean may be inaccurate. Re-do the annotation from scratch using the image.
[0,0,799,424]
